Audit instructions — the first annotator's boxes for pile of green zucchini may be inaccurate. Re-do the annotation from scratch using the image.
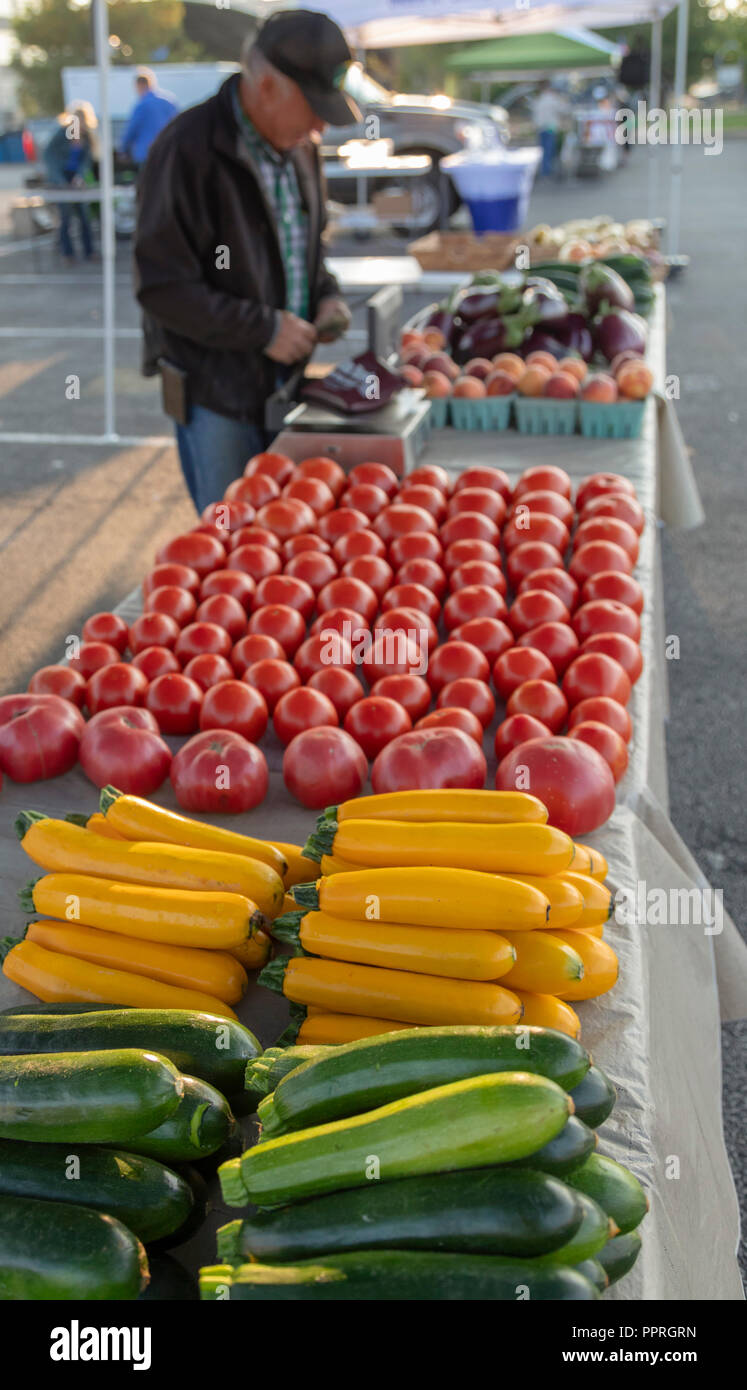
[531,255,656,317]
[203,1026,648,1301]
[0,1002,261,1300]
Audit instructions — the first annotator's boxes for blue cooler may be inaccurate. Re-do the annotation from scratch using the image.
[441,147,541,233]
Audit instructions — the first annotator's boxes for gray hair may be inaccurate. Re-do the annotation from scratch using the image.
[241,40,294,96]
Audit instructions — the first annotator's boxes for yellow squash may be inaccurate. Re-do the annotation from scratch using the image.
[229,930,272,972]
[335,789,548,823]
[328,819,574,876]
[303,866,550,933]
[512,991,582,1040]
[574,844,609,881]
[85,813,126,840]
[298,1013,412,1044]
[498,930,586,995]
[286,909,516,982]
[100,790,287,877]
[499,874,584,929]
[556,931,619,1001]
[556,873,613,930]
[320,853,368,876]
[268,841,319,888]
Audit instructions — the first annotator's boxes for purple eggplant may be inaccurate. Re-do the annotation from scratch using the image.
[522,277,570,325]
[580,263,634,315]
[520,328,571,362]
[454,312,531,366]
[555,312,594,363]
[422,284,464,342]
[594,308,647,363]
[455,283,523,324]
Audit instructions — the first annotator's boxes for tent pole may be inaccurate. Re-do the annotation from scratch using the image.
[668,0,690,255]
[648,16,663,218]
[92,0,116,440]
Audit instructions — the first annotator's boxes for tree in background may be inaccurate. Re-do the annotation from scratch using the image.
[12,0,207,115]
[609,0,746,88]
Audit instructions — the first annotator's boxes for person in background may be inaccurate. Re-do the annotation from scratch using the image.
[43,101,100,263]
[532,81,564,177]
[134,11,356,513]
[121,68,179,170]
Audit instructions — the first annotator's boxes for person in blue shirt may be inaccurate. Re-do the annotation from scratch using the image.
[121,69,178,168]
[43,101,99,261]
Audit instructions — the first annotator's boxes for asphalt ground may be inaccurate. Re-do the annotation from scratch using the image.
[0,141,745,1283]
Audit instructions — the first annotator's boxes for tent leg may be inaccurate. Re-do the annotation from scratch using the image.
[93,0,117,441]
[668,0,690,256]
[648,17,663,219]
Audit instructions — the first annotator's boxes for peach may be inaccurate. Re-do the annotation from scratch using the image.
[452,375,487,399]
[526,350,558,373]
[485,369,517,397]
[609,349,642,377]
[517,365,552,397]
[423,352,460,382]
[422,370,453,399]
[544,371,580,400]
[401,331,425,349]
[558,357,587,383]
[462,357,494,381]
[422,328,447,351]
[617,361,654,399]
[491,352,525,381]
[401,345,431,369]
[400,364,424,387]
[581,372,618,404]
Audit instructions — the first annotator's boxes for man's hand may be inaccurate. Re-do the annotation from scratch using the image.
[314,296,351,344]
[265,311,317,365]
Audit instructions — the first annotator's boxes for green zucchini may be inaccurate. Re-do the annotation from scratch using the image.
[0,1049,182,1143]
[150,1164,207,1250]
[529,1191,614,1266]
[218,1166,582,1264]
[0,1002,133,1015]
[568,1064,616,1128]
[574,1258,608,1294]
[565,1153,649,1235]
[246,1045,327,1099]
[199,1251,599,1301]
[221,1071,572,1208]
[0,1139,192,1245]
[596,1229,642,1286]
[139,1252,198,1301]
[0,1194,148,1300]
[257,1026,590,1138]
[513,1116,596,1177]
[0,1008,260,1096]
[111,1074,236,1163]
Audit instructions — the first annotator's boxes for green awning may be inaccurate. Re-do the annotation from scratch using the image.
[445,32,617,74]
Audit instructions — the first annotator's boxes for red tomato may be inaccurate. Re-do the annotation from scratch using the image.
[444,539,501,573]
[569,541,634,585]
[397,484,447,522]
[144,585,197,628]
[68,641,120,679]
[283,550,338,593]
[374,607,437,655]
[129,612,180,655]
[436,677,495,728]
[247,603,306,658]
[293,455,347,498]
[516,621,579,676]
[82,613,129,654]
[344,695,412,759]
[243,658,301,713]
[143,563,201,599]
[171,729,268,813]
[416,707,483,743]
[174,622,232,665]
[407,464,452,494]
[307,667,365,719]
[394,558,446,598]
[369,674,431,722]
[28,665,87,707]
[252,574,315,621]
[362,631,425,685]
[579,492,645,535]
[86,663,149,714]
[440,512,499,549]
[131,646,181,681]
[230,632,285,675]
[316,508,369,544]
[194,593,247,642]
[427,641,490,693]
[389,532,443,568]
[581,571,644,614]
[342,555,394,598]
[230,544,283,583]
[572,600,641,644]
[450,561,507,597]
[189,522,225,544]
[567,695,633,743]
[508,490,574,529]
[274,686,338,746]
[575,472,636,511]
[513,466,571,501]
[492,646,556,700]
[496,736,615,835]
[283,727,367,809]
[283,533,331,559]
[0,693,84,782]
[317,576,378,625]
[450,617,513,665]
[145,672,203,734]
[572,516,639,562]
[182,653,234,691]
[580,632,643,684]
[333,529,387,563]
[256,498,316,541]
[453,465,510,500]
[371,726,486,794]
[78,707,171,794]
[502,513,570,556]
[494,713,552,761]
[201,500,256,533]
[224,473,280,509]
[375,504,438,544]
[341,483,390,520]
[506,542,564,590]
[569,721,629,783]
[381,583,440,624]
[447,488,506,527]
[283,476,335,516]
[443,585,507,631]
[506,680,568,733]
[156,532,226,576]
[348,461,399,497]
[244,450,295,486]
[517,567,579,612]
[562,653,632,708]
[294,632,355,683]
[199,679,268,742]
[310,607,369,641]
[229,525,281,553]
[200,569,256,612]
[508,589,570,637]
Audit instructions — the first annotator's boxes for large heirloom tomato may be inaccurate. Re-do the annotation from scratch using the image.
[283,727,368,809]
[496,736,615,835]
[170,730,268,813]
[371,726,487,794]
[0,693,84,782]
[78,706,171,794]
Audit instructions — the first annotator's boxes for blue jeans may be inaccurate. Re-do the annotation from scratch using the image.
[58,202,93,259]
[175,404,270,514]
[539,129,557,177]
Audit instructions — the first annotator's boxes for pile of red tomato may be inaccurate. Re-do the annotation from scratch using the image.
[3,451,643,828]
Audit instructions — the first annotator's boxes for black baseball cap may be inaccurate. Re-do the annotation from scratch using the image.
[255,9,361,125]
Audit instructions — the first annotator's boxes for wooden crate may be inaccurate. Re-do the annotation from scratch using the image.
[407,231,519,273]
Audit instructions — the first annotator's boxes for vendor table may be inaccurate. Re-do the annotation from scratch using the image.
[0,290,744,1301]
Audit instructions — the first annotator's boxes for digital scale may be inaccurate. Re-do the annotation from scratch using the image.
[266,287,433,478]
